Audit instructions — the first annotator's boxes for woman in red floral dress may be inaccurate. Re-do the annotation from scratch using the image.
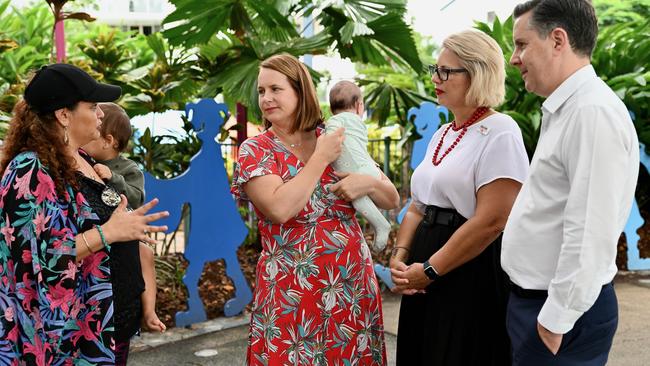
[231,54,399,365]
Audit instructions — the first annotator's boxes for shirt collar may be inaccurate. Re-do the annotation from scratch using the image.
[542,64,597,115]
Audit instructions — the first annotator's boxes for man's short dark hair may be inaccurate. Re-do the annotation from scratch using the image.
[513,0,598,57]
[329,80,362,114]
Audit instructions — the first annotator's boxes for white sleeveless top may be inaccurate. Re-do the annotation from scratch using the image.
[410,112,529,219]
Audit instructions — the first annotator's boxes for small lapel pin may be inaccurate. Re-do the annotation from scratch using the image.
[478,125,489,135]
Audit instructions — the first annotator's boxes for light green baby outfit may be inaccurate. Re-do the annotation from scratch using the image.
[325,112,391,251]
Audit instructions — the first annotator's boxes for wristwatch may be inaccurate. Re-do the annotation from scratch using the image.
[422,260,440,281]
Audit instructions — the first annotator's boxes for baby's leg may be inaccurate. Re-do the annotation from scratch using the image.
[352,196,391,251]
[332,130,391,250]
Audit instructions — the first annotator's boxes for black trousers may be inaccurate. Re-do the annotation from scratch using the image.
[507,283,618,366]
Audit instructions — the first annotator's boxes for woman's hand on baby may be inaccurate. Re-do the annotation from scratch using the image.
[93,163,112,180]
[102,195,169,245]
[330,171,375,201]
[313,127,344,164]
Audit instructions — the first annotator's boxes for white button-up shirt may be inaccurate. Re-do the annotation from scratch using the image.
[502,65,639,334]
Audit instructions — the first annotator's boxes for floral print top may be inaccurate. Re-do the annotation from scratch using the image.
[0,151,115,365]
[232,126,387,365]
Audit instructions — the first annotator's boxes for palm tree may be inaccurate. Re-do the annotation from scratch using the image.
[161,0,424,125]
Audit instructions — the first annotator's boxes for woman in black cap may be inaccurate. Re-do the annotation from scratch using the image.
[0,64,169,365]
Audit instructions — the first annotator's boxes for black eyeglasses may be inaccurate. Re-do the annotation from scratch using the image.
[428,64,468,81]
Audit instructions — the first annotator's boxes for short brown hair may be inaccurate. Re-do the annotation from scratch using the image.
[259,54,322,133]
[329,81,362,114]
[98,102,132,152]
[513,0,598,58]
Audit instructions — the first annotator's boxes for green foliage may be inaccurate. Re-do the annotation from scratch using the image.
[130,115,202,179]
[592,21,650,152]
[0,2,201,173]
[0,0,54,132]
[594,0,650,26]
[358,70,434,127]
[355,33,437,125]
[161,0,422,121]
[119,33,200,116]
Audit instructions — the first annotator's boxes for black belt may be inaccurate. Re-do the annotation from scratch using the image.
[422,205,465,228]
[510,282,612,300]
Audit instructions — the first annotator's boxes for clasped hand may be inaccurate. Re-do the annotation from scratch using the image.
[389,260,431,295]
[102,195,169,245]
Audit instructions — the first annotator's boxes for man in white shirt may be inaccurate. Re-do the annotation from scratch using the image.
[502,1,640,365]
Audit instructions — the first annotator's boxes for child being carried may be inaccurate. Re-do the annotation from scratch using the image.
[326,81,391,251]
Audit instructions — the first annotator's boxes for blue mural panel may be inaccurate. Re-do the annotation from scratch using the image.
[144,99,252,327]
[626,143,649,270]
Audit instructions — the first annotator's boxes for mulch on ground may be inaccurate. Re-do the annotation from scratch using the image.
[153,228,398,329]
[153,205,649,329]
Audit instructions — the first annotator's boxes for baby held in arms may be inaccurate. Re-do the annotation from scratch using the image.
[326,80,391,251]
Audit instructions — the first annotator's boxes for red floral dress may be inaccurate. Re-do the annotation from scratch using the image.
[232,127,386,366]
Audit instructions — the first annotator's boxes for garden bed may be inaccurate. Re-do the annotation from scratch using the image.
[152,212,649,329]
[152,230,397,329]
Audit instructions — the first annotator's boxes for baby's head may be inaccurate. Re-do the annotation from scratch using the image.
[329,80,364,117]
[83,102,132,161]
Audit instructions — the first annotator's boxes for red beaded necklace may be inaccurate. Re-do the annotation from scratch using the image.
[431,106,489,166]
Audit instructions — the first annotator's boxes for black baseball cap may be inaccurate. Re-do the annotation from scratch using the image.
[24,63,121,114]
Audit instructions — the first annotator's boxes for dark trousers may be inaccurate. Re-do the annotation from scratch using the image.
[507,283,618,366]
[114,339,131,366]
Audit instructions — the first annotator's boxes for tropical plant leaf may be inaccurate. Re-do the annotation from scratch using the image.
[327,11,422,72]
[162,0,235,46]
[163,0,298,47]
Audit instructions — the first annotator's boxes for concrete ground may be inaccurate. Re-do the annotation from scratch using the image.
[129,273,650,365]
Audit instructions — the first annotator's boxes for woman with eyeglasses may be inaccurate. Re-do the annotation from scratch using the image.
[389,30,529,365]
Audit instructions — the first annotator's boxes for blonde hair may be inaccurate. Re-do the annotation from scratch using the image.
[259,54,322,133]
[442,30,505,107]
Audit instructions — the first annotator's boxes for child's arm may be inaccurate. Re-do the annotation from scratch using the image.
[139,243,166,332]
[96,160,145,208]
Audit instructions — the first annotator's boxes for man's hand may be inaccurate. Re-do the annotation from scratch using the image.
[537,321,563,355]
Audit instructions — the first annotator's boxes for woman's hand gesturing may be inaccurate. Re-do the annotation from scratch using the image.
[101,195,169,245]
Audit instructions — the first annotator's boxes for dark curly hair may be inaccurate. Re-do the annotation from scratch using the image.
[1,100,79,196]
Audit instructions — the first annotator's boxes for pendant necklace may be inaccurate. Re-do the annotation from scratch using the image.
[77,159,121,207]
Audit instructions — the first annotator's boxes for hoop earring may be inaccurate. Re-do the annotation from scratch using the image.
[64,126,69,145]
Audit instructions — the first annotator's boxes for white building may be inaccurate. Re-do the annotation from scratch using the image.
[92,0,175,35]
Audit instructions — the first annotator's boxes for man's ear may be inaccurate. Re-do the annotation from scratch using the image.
[549,27,569,53]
